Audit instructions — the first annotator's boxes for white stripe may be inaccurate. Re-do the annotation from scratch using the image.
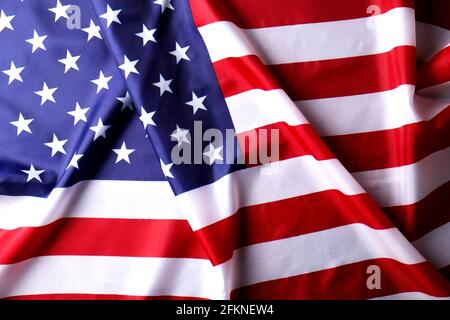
[413,223,450,270]
[0,224,425,299]
[371,292,450,300]
[177,155,365,230]
[416,22,450,61]
[221,224,424,290]
[417,81,450,101]
[226,89,308,134]
[295,85,448,136]
[0,256,225,299]
[353,147,450,207]
[0,180,181,230]
[199,8,415,64]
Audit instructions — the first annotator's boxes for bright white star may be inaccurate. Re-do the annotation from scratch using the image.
[153,0,174,13]
[135,24,156,46]
[22,164,44,183]
[66,153,83,170]
[10,113,33,135]
[89,118,111,140]
[0,10,14,32]
[117,91,133,111]
[118,55,139,79]
[100,4,121,28]
[91,71,112,93]
[26,30,47,53]
[58,50,81,73]
[2,61,25,84]
[160,159,174,178]
[44,134,68,157]
[113,142,135,164]
[169,42,190,64]
[82,20,102,41]
[35,82,57,105]
[186,92,207,114]
[67,102,89,125]
[48,0,70,22]
[153,74,173,96]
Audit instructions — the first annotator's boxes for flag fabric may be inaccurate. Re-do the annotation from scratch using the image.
[0,0,448,300]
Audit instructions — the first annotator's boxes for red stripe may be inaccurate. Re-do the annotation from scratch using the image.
[190,0,414,28]
[417,47,450,89]
[215,55,278,98]
[230,259,450,299]
[195,191,392,265]
[323,106,450,172]
[5,294,207,300]
[214,46,416,100]
[0,218,207,264]
[383,181,450,241]
[237,123,334,167]
[415,0,450,30]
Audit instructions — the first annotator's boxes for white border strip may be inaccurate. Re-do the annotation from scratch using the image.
[371,292,450,300]
[353,147,450,207]
[416,81,450,101]
[0,180,181,230]
[413,223,450,270]
[0,256,225,299]
[416,22,450,61]
[295,85,449,136]
[226,89,308,134]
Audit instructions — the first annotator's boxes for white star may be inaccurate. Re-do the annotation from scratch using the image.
[113,142,135,164]
[170,125,190,146]
[154,0,174,13]
[139,107,156,128]
[44,134,68,157]
[58,50,80,73]
[48,0,70,21]
[118,55,139,79]
[100,4,121,28]
[10,113,33,135]
[160,159,174,178]
[135,24,156,46]
[82,19,102,41]
[2,61,24,84]
[67,102,89,125]
[26,30,47,53]
[0,10,14,32]
[169,42,190,64]
[66,153,83,170]
[89,118,110,140]
[116,91,133,111]
[186,92,207,114]
[153,74,173,96]
[117,91,133,111]
[91,71,112,93]
[203,143,223,165]
[35,82,57,105]
[22,164,44,183]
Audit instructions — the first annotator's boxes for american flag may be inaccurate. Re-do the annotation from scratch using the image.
[0,0,448,300]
